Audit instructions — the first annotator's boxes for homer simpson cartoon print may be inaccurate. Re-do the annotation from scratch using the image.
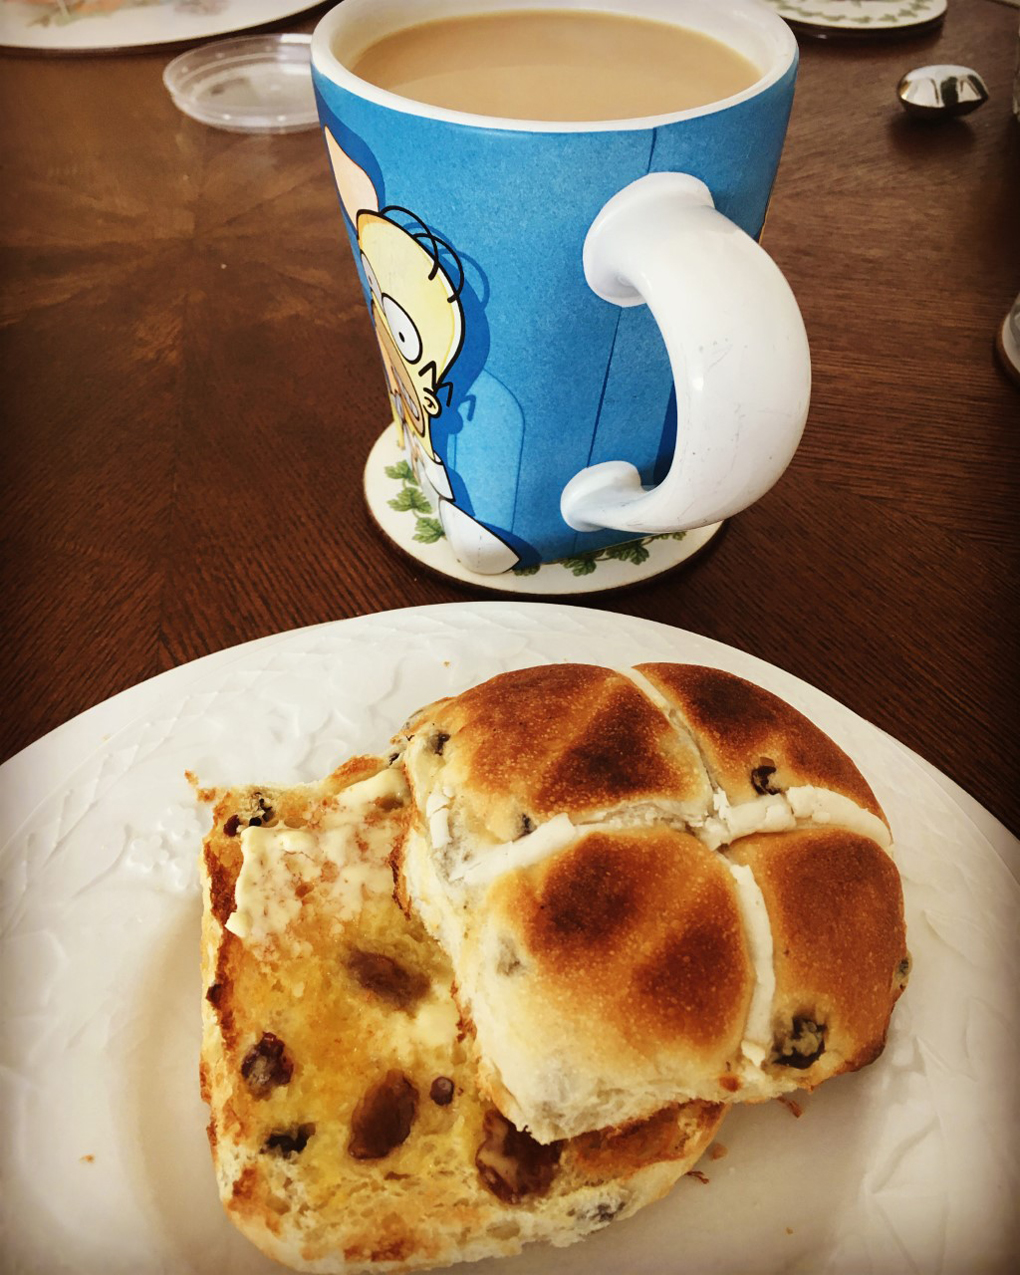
[324,128,520,574]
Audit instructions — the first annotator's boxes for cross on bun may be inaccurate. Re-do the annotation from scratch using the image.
[394,663,910,1144]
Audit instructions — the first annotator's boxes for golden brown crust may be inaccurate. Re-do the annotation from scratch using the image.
[490,826,753,1067]
[727,827,908,1084]
[571,1101,724,1179]
[397,662,908,1137]
[424,664,710,840]
[636,663,886,820]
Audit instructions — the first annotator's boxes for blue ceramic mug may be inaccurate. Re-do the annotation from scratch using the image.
[311,0,810,573]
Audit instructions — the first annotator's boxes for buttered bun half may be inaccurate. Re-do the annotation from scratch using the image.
[394,663,910,1145]
[199,755,725,1274]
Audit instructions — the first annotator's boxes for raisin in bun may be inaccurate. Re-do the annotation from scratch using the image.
[199,753,724,1274]
[394,663,910,1144]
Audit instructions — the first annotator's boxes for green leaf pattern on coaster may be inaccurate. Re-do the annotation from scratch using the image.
[604,541,650,566]
[513,529,686,577]
[384,454,687,575]
[386,457,443,525]
[413,517,444,544]
[388,485,432,514]
[560,555,599,577]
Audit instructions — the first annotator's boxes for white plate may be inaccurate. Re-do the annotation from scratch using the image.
[1,602,1017,1274]
[0,1,322,53]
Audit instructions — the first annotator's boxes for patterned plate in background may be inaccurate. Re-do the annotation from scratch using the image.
[763,0,947,35]
[0,0,323,53]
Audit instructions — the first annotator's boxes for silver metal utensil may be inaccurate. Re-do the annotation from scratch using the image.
[897,65,990,117]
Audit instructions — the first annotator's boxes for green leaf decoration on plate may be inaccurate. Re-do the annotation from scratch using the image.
[413,517,445,543]
[511,563,541,577]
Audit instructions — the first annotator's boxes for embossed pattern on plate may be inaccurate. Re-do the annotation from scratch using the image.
[0,603,1017,1274]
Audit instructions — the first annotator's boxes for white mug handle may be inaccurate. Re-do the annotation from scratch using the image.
[560,173,810,535]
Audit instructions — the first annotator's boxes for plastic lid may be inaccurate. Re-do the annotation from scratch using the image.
[163,34,318,134]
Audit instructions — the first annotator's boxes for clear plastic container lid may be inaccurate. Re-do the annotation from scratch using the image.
[163,34,318,134]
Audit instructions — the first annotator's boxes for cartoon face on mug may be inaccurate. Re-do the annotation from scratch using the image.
[358,211,464,455]
[324,128,519,573]
[324,130,464,466]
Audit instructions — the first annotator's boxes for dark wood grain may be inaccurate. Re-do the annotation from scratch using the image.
[2,0,1018,833]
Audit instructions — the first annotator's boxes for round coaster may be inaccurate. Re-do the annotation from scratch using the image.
[763,0,947,36]
[362,426,723,595]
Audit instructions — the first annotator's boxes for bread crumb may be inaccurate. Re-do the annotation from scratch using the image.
[778,1096,803,1118]
[708,1143,727,1161]
[80,1154,94,1164]
[786,1227,794,1235]
[686,1170,710,1185]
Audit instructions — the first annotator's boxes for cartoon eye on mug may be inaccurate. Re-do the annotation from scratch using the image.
[381,294,422,364]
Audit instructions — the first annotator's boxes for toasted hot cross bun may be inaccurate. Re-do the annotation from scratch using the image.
[394,664,910,1144]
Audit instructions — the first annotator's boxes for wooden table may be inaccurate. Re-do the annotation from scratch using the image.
[2,0,1018,834]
